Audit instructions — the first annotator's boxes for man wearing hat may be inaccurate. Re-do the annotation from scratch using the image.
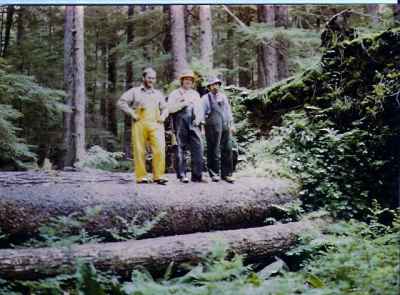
[201,76,235,183]
[167,70,205,183]
[117,67,169,185]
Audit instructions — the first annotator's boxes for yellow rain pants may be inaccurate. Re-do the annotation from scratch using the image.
[132,106,165,182]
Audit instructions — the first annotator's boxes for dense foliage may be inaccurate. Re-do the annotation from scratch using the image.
[0,59,66,169]
[240,29,400,218]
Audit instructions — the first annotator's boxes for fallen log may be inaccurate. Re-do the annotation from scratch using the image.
[0,171,296,241]
[0,218,324,280]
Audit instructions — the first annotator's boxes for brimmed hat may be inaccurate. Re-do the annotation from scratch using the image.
[206,76,222,87]
[179,70,196,81]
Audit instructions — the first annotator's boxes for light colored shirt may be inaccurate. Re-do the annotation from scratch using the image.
[201,91,234,127]
[167,87,203,126]
[117,84,168,122]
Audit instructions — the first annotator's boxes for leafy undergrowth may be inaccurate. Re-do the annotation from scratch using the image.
[235,28,400,219]
[0,207,166,249]
[1,216,398,295]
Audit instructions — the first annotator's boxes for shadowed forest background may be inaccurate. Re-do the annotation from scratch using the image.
[0,4,399,294]
[0,4,398,171]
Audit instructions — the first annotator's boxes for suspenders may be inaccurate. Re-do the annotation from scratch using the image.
[207,93,224,119]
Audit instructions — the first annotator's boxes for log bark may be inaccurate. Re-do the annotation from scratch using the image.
[0,218,323,280]
[0,171,295,241]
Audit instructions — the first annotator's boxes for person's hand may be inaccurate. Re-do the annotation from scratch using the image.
[157,119,164,124]
[130,111,138,122]
[180,98,190,108]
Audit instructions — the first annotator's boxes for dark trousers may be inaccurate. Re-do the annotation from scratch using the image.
[174,112,204,180]
[205,120,233,178]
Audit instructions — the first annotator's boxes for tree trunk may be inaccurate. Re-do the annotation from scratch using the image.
[367,5,379,25]
[0,7,4,50]
[0,219,324,280]
[257,5,278,88]
[274,5,289,81]
[170,5,188,78]
[185,5,193,63]
[0,171,294,241]
[16,7,25,72]
[63,6,75,167]
[163,6,174,82]
[199,5,213,70]
[225,14,238,86]
[63,6,86,168]
[1,5,14,57]
[237,7,253,88]
[123,5,134,159]
[100,42,108,129]
[394,5,400,25]
[107,36,118,137]
[72,7,86,164]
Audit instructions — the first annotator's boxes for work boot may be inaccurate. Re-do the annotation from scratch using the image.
[137,177,152,184]
[192,177,208,183]
[222,176,235,184]
[211,175,220,182]
[155,177,168,185]
[180,176,189,183]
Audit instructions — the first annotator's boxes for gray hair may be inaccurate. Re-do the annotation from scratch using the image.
[142,67,156,78]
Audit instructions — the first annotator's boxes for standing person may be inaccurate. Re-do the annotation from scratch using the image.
[168,70,205,183]
[201,76,235,183]
[117,67,168,185]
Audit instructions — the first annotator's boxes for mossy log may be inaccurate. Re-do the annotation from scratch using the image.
[0,218,324,280]
[0,171,295,241]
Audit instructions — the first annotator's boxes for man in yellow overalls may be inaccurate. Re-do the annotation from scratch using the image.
[117,68,168,184]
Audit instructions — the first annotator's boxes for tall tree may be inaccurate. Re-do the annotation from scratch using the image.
[170,5,188,78]
[275,5,289,81]
[237,7,253,87]
[2,5,15,57]
[163,5,173,81]
[257,5,278,88]
[16,7,25,72]
[123,5,134,159]
[107,33,118,137]
[394,5,400,25]
[199,5,213,69]
[100,41,108,129]
[225,14,238,86]
[185,5,193,63]
[367,5,379,25]
[63,6,86,167]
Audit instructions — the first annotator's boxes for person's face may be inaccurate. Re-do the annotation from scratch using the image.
[208,82,220,94]
[143,72,156,88]
[181,77,194,90]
